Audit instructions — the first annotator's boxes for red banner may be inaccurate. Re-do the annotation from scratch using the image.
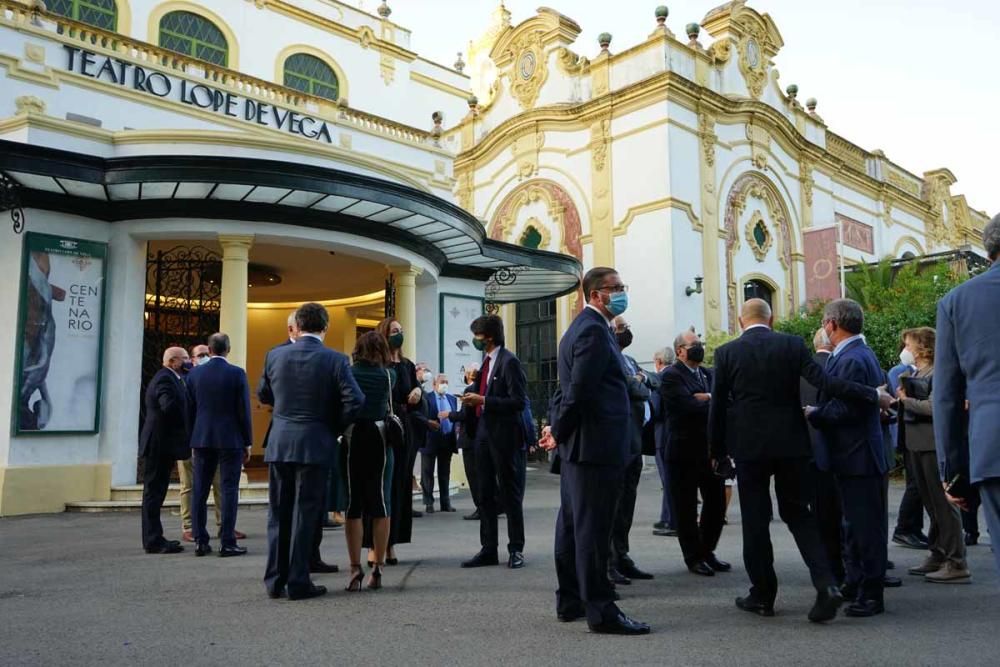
[803,227,840,305]
[836,214,875,254]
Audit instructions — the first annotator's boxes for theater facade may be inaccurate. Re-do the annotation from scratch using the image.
[0,0,989,514]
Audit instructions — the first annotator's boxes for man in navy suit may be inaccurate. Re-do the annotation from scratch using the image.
[650,348,677,536]
[259,303,363,600]
[186,333,253,558]
[138,346,191,554]
[935,214,1000,578]
[460,314,529,570]
[807,299,889,617]
[425,373,459,513]
[540,267,650,635]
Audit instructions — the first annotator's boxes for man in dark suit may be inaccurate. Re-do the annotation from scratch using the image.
[258,302,363,600]
[935,214,1000,578]
[650,348,677,536]
[186,333,252,558]
[259,314,339,573]
[799,328,845,587]
[425,373,459,513]
[807,299,889,617]
[608,316,655,583]
[139,346,191,554]
[540,267,650,635]
[709,298,887,623]
[661,329,729,577]
[460,314,529,570]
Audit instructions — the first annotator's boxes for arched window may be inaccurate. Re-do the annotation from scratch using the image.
[743,279,775,308]
[49,0,117,31]
[283,53,340,101]
[519,226,543,250]
[158,10,228,67]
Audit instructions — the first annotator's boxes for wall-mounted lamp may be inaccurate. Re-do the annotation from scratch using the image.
[685,276,703,297]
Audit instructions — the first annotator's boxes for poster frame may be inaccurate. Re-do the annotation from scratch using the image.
[438,292,485,384]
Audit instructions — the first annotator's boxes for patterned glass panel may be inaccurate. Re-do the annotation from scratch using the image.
[283,53,339,101]
[159,11,228,67]
[49,0,117,31]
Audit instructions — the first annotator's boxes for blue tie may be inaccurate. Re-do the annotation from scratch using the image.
[438,395,452,435]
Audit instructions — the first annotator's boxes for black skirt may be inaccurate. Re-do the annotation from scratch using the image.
[342,420,391,520]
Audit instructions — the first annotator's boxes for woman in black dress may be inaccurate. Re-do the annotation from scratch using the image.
[363,317,422,565]
[343,333,395,591]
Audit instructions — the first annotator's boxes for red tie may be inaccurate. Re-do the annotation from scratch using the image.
[477,355,491,417]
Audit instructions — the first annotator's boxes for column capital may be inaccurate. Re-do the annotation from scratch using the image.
[218,234,255,254]
[390,265,424,284]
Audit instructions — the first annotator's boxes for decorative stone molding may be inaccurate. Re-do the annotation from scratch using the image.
[590,119,611,172]
[746,123,771,170]
[698,112,717,167]
[800,158,814,207]
[555,47,589,76]
[15,95,45,115]
[508,30,548,110]
[745,210,772,261]
[488,180,583,265]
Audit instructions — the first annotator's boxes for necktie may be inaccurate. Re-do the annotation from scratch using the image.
[477,355,491,417]
[438,395,452,435]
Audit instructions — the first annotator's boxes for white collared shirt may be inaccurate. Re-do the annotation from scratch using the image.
[299,333,323,343]
[585,303,614,329]
[833,334,864,357]
[742,323,771,334]
[210,355,228,364]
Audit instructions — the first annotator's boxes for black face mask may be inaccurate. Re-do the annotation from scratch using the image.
[615,329,633,350]
[686,344,705,363]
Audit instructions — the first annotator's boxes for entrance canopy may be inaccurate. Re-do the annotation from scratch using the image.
[0,140,581,303]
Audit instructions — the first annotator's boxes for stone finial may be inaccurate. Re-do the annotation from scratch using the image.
[467,94,479,110]
[686,22,701,46]
[806,97,818,113]
[598,32,613,52]
[454,51,465,73]
[377,1,391,19]
[786,84,798,99]
[655,6,669,25]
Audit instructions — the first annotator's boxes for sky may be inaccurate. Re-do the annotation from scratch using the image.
[364,0,999,216]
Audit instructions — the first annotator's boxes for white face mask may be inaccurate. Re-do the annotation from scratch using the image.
[436,384,449,395]
[197,355,211,366]
[819,328,832,349]
[899,349,916,367]
[422,371,433,383]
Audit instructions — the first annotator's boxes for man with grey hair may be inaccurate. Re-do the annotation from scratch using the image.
[806,299,888,617]
[934,213,1000,578]
[651,347,677,536]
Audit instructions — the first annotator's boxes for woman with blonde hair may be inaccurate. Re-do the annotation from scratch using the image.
[897,327,971,584]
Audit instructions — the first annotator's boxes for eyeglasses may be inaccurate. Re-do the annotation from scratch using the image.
[598,284,629,294]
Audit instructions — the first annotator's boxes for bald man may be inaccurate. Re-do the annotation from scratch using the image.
[709,299,888,623]
[138,346,192,554]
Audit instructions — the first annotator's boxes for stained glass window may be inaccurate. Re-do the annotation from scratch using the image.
[283,53,339,101]
[519,226,543,250]
[49,0,117,31]
[158,11,228,67]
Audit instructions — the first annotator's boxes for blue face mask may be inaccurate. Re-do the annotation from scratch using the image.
[607,291,629,316]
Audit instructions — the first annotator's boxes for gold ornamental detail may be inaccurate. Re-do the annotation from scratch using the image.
[699,112,717,167]
[745,210,773,262]
[508,31,548,110]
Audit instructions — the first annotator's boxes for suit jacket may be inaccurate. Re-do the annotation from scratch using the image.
[621,353,652,458]
[808,338,888,477]
[138,367,191,460]
[551,307,630,467]
[899,366,935,453]
[186,357,253,450]
[709,326,877,463]
[661,362,714,462]
[258,336,363,465]
[258,339,293,448]
[651,368,669,451]
[478,346,529,451]
[935,261,1000,484]
[800,350,832,465]
[423,391,459,454]
[448,381,480,449]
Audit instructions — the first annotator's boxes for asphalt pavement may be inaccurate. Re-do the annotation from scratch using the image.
[1,466,998,666]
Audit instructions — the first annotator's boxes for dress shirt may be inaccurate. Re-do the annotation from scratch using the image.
[833,333,864,357]
[434,392,453,435]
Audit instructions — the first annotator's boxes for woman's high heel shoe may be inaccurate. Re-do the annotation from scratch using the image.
[367,564,383,590]
[345,564,364,592]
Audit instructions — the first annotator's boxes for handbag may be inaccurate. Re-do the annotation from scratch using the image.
[384,369,406,450]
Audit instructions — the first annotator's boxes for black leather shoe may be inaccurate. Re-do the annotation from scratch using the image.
[288,585,327,601]
[441,504,457,513]
[608,567,631,585]
[218,545,247,558]
[736,596,775,617]
[653,521,669,530]
[508,552,525,569]
[705,554,732,572]
[808,586,845,623]
[425,504,436,514]
[267,589,285,599]
[892,532,930,550]
[461,549,499,568]
[965,532,979,546]
[844,599,884,617]
[883,575,903,588]
[620,563,654,580]
[146,541,184,554]
[195,543,212,557]
[412,509,423,518]
[464,509,480,520]
[557,607,586,622]
[309,561,340,574]
[840,582,859,601]
[688,561,716,577]
[588,612,651,636]
[652,527,678,537]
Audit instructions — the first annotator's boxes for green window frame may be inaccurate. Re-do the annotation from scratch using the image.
[49,0,117,31]
[158,11,228,67]
[283,53,340,101]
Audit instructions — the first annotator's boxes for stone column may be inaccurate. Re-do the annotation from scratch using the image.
[392,265,421,361]
[218,235,254,368]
